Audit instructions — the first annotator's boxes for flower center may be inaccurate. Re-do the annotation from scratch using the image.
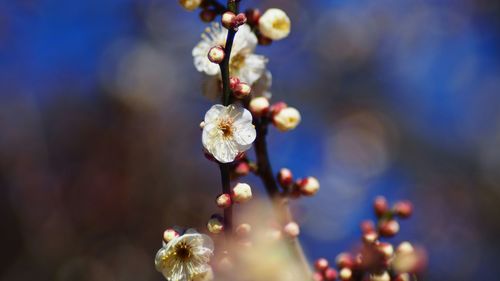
[175,242,192,261]
[230,54,246,73]
[273,18,289,31]
[218,119,233,138]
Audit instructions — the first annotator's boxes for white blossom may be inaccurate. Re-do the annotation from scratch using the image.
[192,24,267,84]
[258,9,291,40]
[273,107,301,131]
[155,229,214,281]
[202,104,256,163]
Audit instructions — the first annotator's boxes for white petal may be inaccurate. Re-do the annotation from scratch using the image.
[252,70,272,97]
[233,123,256,146]
[232,24,258,54]
[204,104,226,123]
[212,139,239,163]
[238,54,268,84]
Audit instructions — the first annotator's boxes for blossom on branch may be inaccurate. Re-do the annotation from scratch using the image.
[155,229,214,281]
[202,104,256,163]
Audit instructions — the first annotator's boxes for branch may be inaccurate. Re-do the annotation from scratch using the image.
[253,118,313,280]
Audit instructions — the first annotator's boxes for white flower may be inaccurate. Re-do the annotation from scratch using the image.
[259,8,291,40]
[202,104,256,163]
[192,24,268,85]
[273,107,301,131]
[155,229,214,281]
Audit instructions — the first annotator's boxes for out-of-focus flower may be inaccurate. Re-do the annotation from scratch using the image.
[297,176,320,196]
[273,107,301,131]
[258,8,291,40]
[202,104,256,163]
[192,268,214,281]
[252,70,272,98]
[207,215,224,234]
[179,0,202,11]
[155,229,214,281]
[193,24,267,84]
[249,97,270,116]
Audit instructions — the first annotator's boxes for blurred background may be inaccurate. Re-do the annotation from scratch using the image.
[1,0,500,280]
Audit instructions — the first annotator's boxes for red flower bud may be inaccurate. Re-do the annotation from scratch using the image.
[394,200,413,218]
[278,168,293,187]
[314,258,329,272]
[373,196,389,217]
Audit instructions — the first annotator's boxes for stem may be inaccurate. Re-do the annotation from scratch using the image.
[217,0,241,237]
[254,118,313,280]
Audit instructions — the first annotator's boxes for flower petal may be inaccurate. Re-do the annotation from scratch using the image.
[204,104,226,123]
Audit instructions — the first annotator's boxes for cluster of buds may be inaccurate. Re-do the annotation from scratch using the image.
[229,77,252,98]
[208,183,253,234]
[313,197,426,281]
[249,99,302,131]
[277,168,320,198]
[221,11,247,31]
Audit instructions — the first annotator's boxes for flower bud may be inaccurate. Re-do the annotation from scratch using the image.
[378,219,400,237]
[360,220,375,234]
[232,183,253,203]
[162,228,179,243]
[221,11,236,29]
[215,193,232,208]
[270,101,287,116]
[339,268,352,280]
[283,221,300,238]
[233,82,251,98]
[249,97,270,116]
[278,168,293,187]
[376,242,394,259]
[370,271,390,281]
[245,9,261,26]
[373,196,389,217]
[258,8,291,40]
[207,46,225,64]
[234,161,250,177]
[229,77,240,90]
[179,0,202,11]
[232,13,247,29]
[394,200,413,218]
[199,9,216,22]
[324,268,338,281]
[298,176,320,196]
[273,107,301,131]
[236,223,252,237]
[396,241,414,254]
[314,258,329,272]
[362,230,378,244]
[335,253,354,269]
[207,215,224,234]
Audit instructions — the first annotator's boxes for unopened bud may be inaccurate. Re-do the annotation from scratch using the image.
[360,220,375,234]
[215,193,232,208]
[298,176,320,196]
[179,0,202,11]
[273,107,301,131]
[370,271,390,281]
[229,77,240,90]
[339,268,352,280]
[232,13,247,29]
[270,101,287,116]
[396,241,414,254]
[373,196,389,217]
[162,228,179,243]
[283,221,300,238]
[234,161,250,176]
[324,268,338,281]
[199,9,216,22]
[335,253,354,269]
[394,200,413,218]
[362,230,378,244]
[233,82,251,98]
[221,11,236,29]
[314,258,329,272]
[378,219,400,237]
[278,168,293,187]
[207,215,224,234]
[208,45,225,64]
[376,242,394,258]
[249,97,270,116]
[245,9,261,26]
[232,182,253,203]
